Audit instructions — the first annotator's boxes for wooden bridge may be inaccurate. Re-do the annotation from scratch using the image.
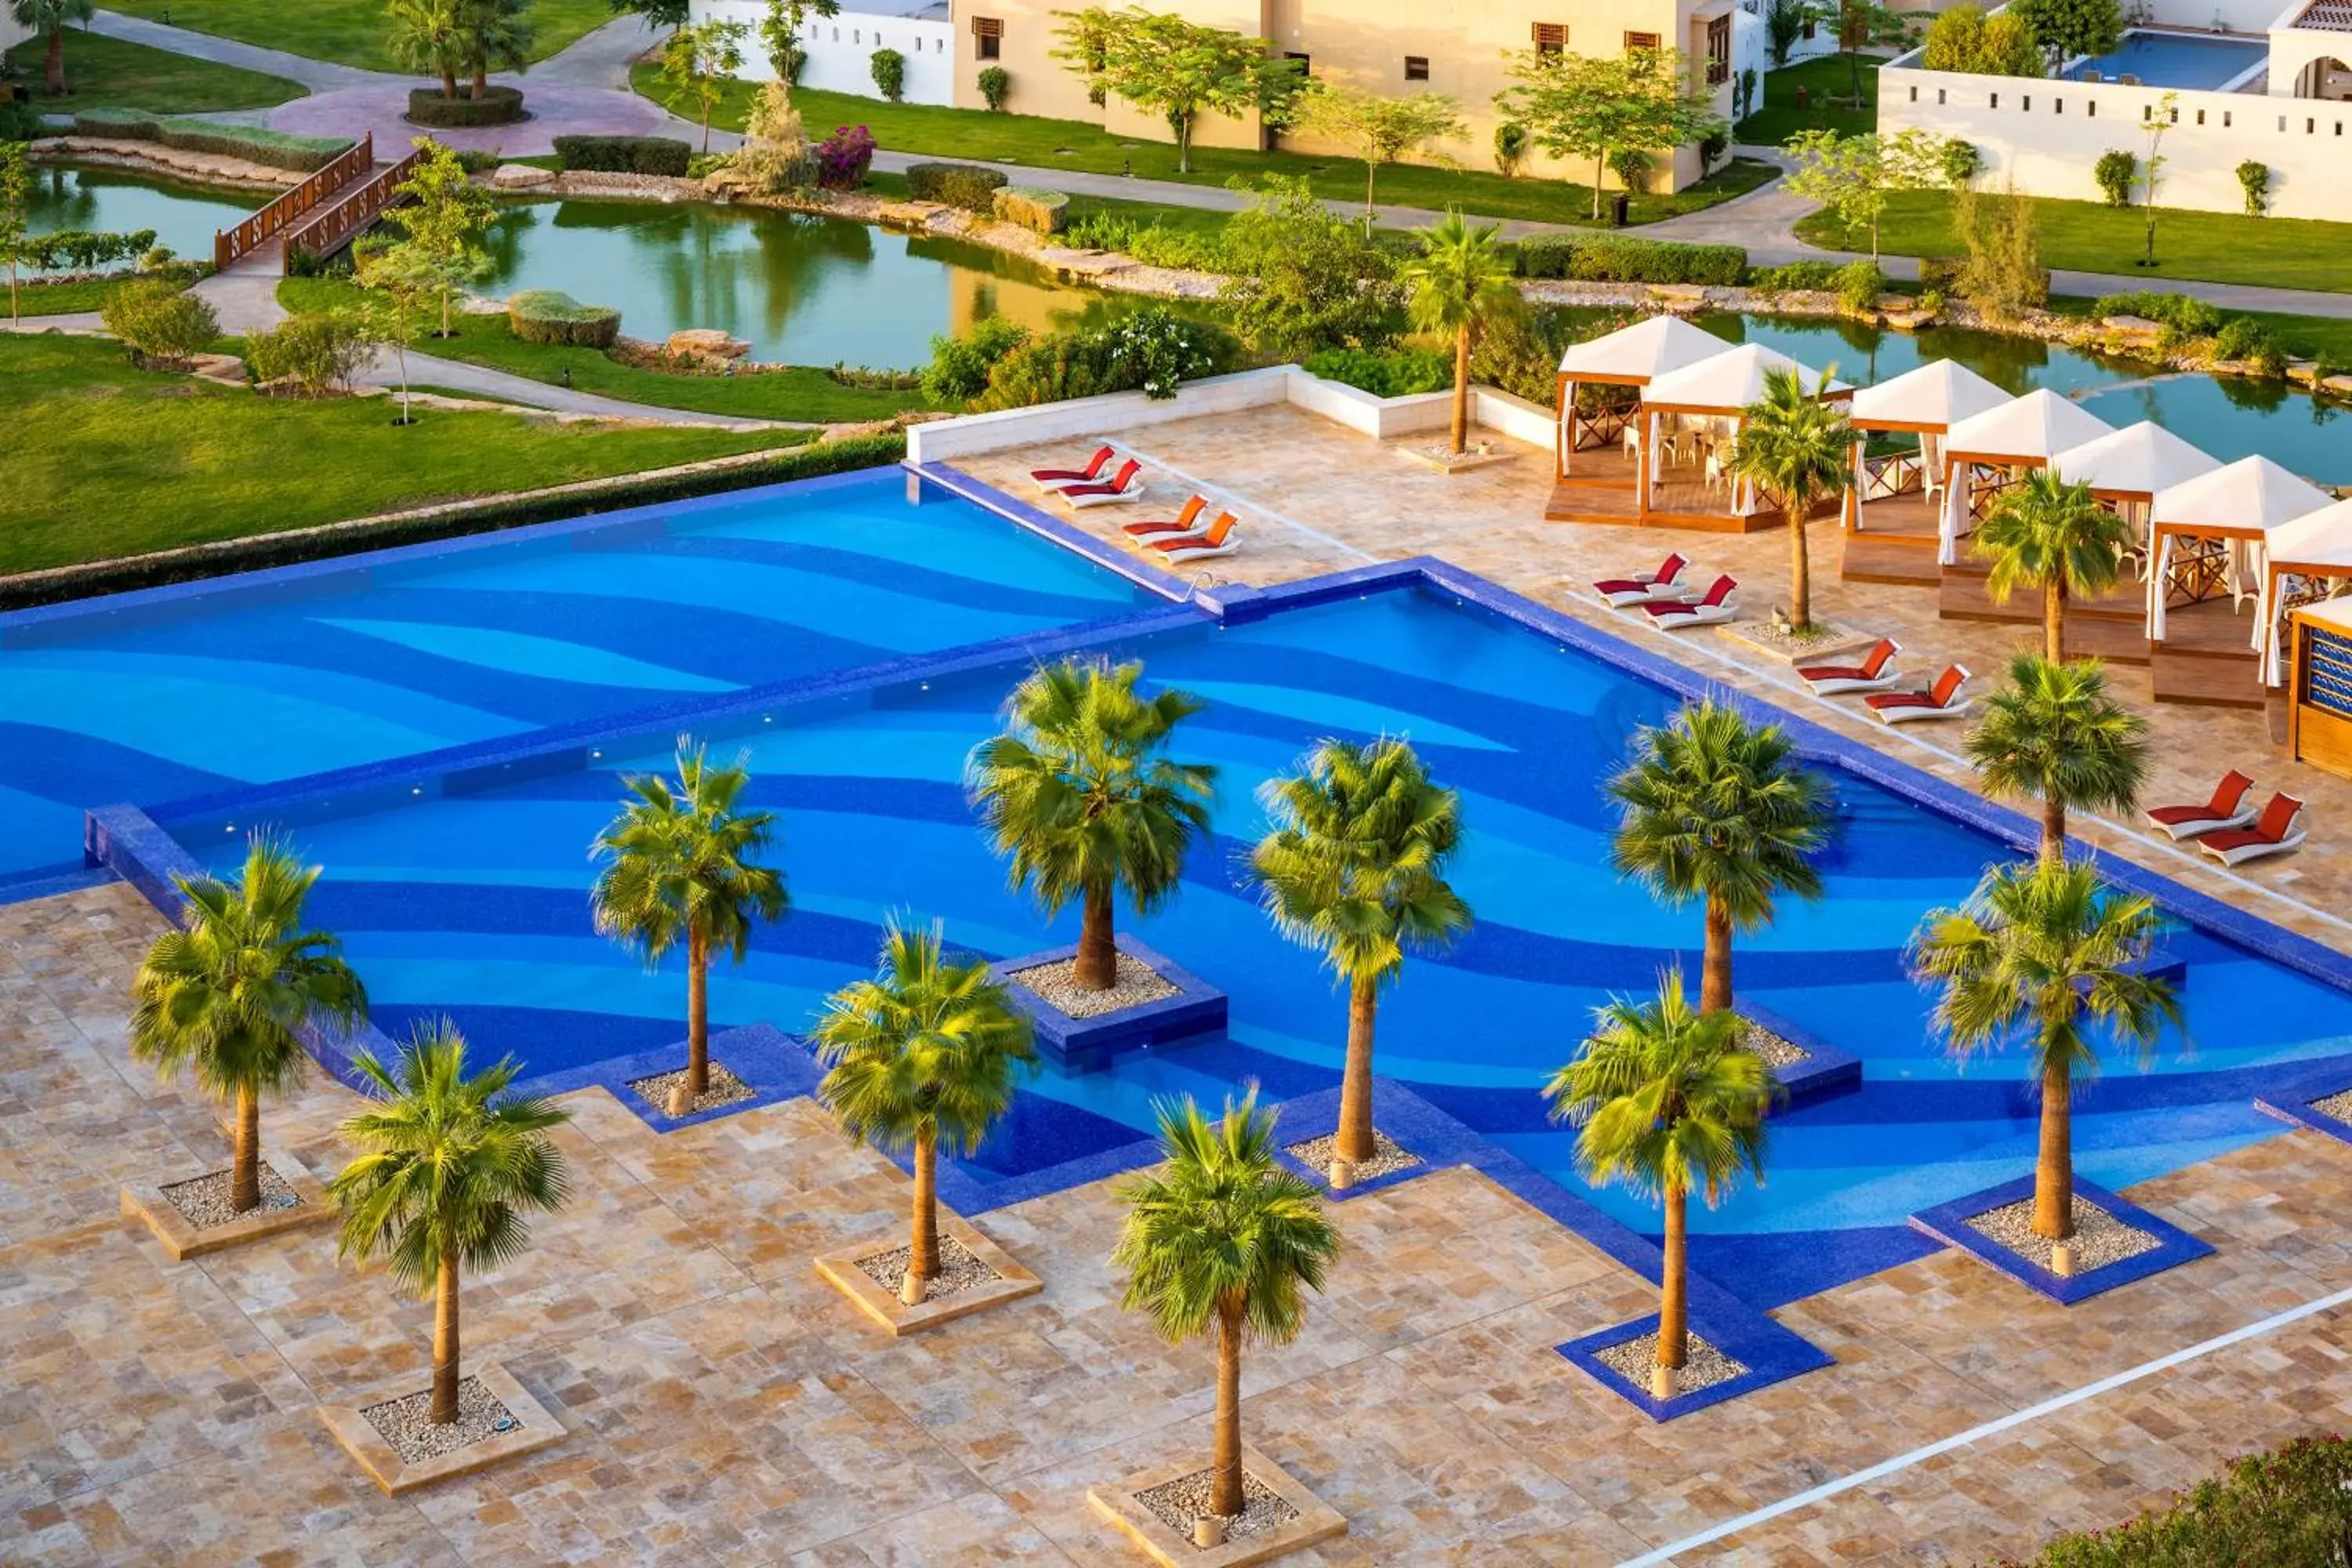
[211,135,427,275]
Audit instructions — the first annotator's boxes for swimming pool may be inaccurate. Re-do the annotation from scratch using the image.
[2064,30,2267,90]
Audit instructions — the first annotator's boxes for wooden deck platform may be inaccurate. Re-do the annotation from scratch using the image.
[2152,597,2265,709]
[1840,499,1941,586]
[1544,445,1784,534]
[1938,561,2158,664]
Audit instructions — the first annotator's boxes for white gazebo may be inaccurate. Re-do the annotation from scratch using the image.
[1553,315,1730,484]
[2256,499,2352,684]
[1635,343,1851,528]
[1936,390,2116,564]
[2047,420,2222,576]
[1845,360,2012,537]
[2146,456,2336,642]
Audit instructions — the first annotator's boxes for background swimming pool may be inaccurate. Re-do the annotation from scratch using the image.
[0,473,1150,884]
[2063,30,2266,89]
[158,585,2352,1308]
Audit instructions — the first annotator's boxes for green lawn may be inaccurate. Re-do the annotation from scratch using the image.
[2048,292,2352,363]
[278,278,934,423]
[96,0,617,71]
[1736,54,1883,145]
[643,71,1781,228]
[0,334,797,574]
[9,27,307,112]
[9,270,198,317]
[865,169,1240,243]
[1799,189,2352,292]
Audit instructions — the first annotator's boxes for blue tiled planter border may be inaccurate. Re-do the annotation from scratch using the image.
[514,1022,821,1131]
[989,934,1227,1073]
[1737,999,1864,1109]
[1558,1308,1836,1423]
[1268,1077,1488,1203]
[1909,1174,2216,1305]
[2253,1067,2352,1149]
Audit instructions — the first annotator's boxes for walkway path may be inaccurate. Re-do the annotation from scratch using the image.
[85,9,394,90]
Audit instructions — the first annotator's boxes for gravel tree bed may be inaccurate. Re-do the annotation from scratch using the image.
[1965,1195,2160,1274]
[362,1377,523,1464]
[628,1061,755,1116]
[1735,1015,1811,1069]
[159,1164,301,1229]
[855,1234,1000,1301]
[1287,1129,1421,1184]
[1009,953,1178,1019]
[1134,1467,1298,1545]
[2311,1086,2352,1123]
[1595,1330,1748,1396]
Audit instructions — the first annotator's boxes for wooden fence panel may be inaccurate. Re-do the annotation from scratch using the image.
[212,134,375,272]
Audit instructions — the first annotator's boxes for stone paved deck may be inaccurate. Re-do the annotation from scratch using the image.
[10,881,2352,1566]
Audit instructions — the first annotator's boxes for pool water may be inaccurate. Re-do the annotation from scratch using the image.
[0,473,1150,883]
[26,166,261,267]
[2064,30,2267,90]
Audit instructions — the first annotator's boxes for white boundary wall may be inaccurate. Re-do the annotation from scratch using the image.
[690,0,956,106]
[905,365,1557,465]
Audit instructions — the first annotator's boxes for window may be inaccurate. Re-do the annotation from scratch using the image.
[971,15,1001,59]
[1990,92,1999,107]
[1404,54,1428,80]
[2196,108,2205,124]
[2223,110,2232,126]
[2309,116,2318,132]
[2021,95,2031,110]
[1705,14,1730,83]
[851,27,860,42]
[1533,22,1567,53]
[2054,97,2063,114]
[1908,85,1917,102]
[2088,98,2096,116]
[1937,86,1946,103]
[2169,106,2179,122]
[1624,29,1661,52]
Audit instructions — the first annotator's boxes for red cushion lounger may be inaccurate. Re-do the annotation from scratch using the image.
[1059,458,1145,507]
[1589,553,1693,608]
[1029,445,1116,487]
[1799,637,1902,695]
[1122,495,1210,539]
[1151,511,1240,564]
[1865,663,1971,723]
[1642,575,1737,630]
[2143,770,2257,840]
[2198,792,2306,866]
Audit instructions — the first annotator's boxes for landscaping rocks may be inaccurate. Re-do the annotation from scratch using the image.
[854,1234,1000,1301]
[1009,952,1178,1018]
[361,1376,521,1465]
[1736,1015,1811,1069]
[159,1163,302,1229]
[1134,1466,1299,1546]
[491,163,557,190]
[627,1061,755,1116]
[665,328,750,361]
[1965,1195,2160,1275]
[2312,1085,2352,1123]
[1288,1129,1421,1185]
[1596,1330,1747,1397]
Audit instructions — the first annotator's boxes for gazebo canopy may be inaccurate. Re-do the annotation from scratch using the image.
[2266,498,2352,573]
[1943,387,2114,463]
[2048,420,2220,500]
[1556,314,1730,385]
[1639,342,1846,414]
[2149,454,2334,537]
[1849,359,2011,433]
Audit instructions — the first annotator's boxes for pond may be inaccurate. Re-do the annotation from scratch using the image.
[27,166,260,267]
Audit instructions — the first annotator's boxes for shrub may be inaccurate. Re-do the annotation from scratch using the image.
[1062,210,1227,270]
[71,109,354,172]
[1607,148,1653,195]
[550,134,694,176]
[1918,256,1967,292]
[1922,5,2041,75]
[1942,138,1980,187]
[23,227,158,271]
[1303,347,1450,397]
[688,152,734,179]
[922,315,1029,403]
[977,65,1011,111]
[1952,187,2046,318]
[1102,305,1237,398]
[1494,121,1529,179]
[970,307,1235,410]
[506,289,622,348]
[781,45,807,84]
[1749,260,1844,293]
[453,148,503,175]
[246,310,375,395]
[812,124,876,189]
[2238,158,2270,216]
[1514,234,1744,285]
[1835,259,1886,315]
[100,277,220,368]
[2093,148,2136,208]
[1698,128,1730,166]
[1220,175,1400,358]
[869,47,906,102]
[0,96,43,141]
[2090,289,2221,337]
[993,184,1069,234]
[2215,315,2285,374]
[1918,288,1947,315]
[906,160,1007,211]
[2002,1434,2352,1566]
[405,85,525,127]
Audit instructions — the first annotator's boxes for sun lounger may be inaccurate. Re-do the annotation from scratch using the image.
[1029,445,1117,488]
[1058,458,1145,508]
[1122,495,1210,539]
[1799,637,1902,695]
[1642,575,1737,630]
[1150,511,1240,564]
[1865,663,1971,723]
[1589,553,1695,608]
[2198,793,2306,866]
[2143,770,2257,840]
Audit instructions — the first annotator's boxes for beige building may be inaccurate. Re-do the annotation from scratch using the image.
[944,0,1760,192]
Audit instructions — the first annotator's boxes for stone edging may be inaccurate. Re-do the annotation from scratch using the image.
[31,136,302,194]
[1088,1443,1348,1567]
[812,1215,1044,1337]
[120,1148,336,1260]
[317,1360,566,1496]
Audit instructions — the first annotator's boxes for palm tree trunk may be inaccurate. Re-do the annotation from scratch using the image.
[2041,796,2066,867]
[1336,975,1378,1166]
[441,65,459,100]
[431,1247,462,1425]
[909,1131,938,1280]
[1658,1181,1690,1370]
[45,28,65,94]
[1210,1295,1245,1517]
[1788,505,1813,630]
[471,64,489,100]
[2045,576,2066,662]
[2033,1055,2075,1240]
[687,927,710,1098]
[230,1086,262,1213]
[1700,895,1733,1014]
[1073,885,1117,991]
[1449,323,1471,457]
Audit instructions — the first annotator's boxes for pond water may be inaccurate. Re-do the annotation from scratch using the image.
[27,166,260,267]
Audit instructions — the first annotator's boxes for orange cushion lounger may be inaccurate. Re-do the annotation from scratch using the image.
[1799,637,1902,695]
[2144,770,2257,841]
[1059,458,1145,508]
[1121,495,1210,539]
[2198,793,2305,866]
[1029,445,1116,487]
[1865,663,1971,723]
[1642,575,1737,630]
[1590,553,1695,609]
[1151,512,1240,564]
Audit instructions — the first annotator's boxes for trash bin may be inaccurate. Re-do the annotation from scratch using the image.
[1611,193,1631,227]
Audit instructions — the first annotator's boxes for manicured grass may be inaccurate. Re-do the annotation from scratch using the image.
[865,169,1240,243]
[641,71,1781,228]
[7,28,307,112]
[97,0,616,71]
[7,270,194,317]
[278,277,934,423]
[2049,292,2352,363]
[0,333,797,574]
[1736,55,1883,145]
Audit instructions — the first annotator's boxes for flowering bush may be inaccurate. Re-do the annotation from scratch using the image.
[1103,306,1232,399]
[815,125,876,191]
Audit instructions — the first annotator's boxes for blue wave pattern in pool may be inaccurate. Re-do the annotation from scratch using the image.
[0,474,1151,881]
[169,587,2352,1306]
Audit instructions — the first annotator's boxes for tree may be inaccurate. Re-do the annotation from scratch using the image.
[967,657,1214,993]
[387,0,466,100]
[1399,212,1522,458]
[1285,82,1465,222]
[1110,1091,1338,1520]
[1966,654,2147,866]
[1730,363,1853,633]
[1249,738,1470,1177]
[811,919,1036,1301]
[1219,173,1402,358]
[329,1024,572,1426]
[759,0,840,97]
[608,0,690,27]
[129,835,368,1215]
[1051,6,1293,175]
[1921,5,2041,75]
[1608,701,1831,1017]
[1783,128,1950,260]
[355,240,437,424]
[10,0,96,95]
[389,136,497,337]
[1835,0,1915,104]
[2139,91,2176,270]
[1544,973,1771,1387]
[0,141,31,325]
[1973,466,2129,662]
[1763,0,1817,68]
[1908,861,2179,1240]
[661,17,750,153]
[590,740,788,1102]
[2009,0,2122,64]
[1951,180,2045,318]
[1497,45,1726,221]
[455,0,531,99]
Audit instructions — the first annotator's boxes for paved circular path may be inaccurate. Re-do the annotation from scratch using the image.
[268,78,673,158]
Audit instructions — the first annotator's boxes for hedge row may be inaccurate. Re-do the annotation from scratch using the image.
[507,289,622,348]
[550,134,693,176]
[907,161,1007,212]
[1512,234,1745,286]
[406,85,526,128]
[992,184,1068,235]
[71,109,354,172]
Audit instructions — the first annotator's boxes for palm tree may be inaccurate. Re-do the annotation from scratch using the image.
[1965,654,2149,866]
[1908,861,2180,1242]
[1973,467,2131,662]
[455,0,531,99]
[1250,736,1470,1179]
[590,740,788,1102]
[1729,363,1855,633]
[329,1023,572,1426]
[811,918,1036,1303]
[968,658,1215,993]
[130,834,368,1214]
[1399,212,1524,458]
[10,0,95,94]
[1608,700,1831,1016]
[386,0,466,100]
[1111,1091,1338,1523]
[1544,972,1772,1393]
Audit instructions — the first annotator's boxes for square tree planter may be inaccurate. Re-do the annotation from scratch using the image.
[1089,1443,1347,1568]
[990,934,1227,1073]
[317,1360,566,1497]
[121,1145,338,1261]
[813,1213,1043,1337]
[1558,1305,1835,1423]
[1910,1174,2215,1305]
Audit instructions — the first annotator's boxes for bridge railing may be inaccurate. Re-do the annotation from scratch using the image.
[281,146,426,274]
[212,134,374,272]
